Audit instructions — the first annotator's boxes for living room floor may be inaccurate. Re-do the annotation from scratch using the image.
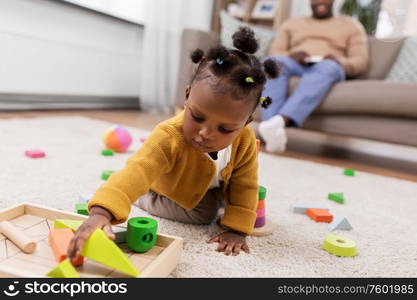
[1,108,416,183]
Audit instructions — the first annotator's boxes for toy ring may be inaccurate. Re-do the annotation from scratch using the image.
[322,235,357,257]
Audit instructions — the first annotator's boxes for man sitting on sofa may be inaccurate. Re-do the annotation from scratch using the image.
[259,0,369,153]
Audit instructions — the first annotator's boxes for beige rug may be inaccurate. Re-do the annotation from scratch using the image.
[1,116,416,277]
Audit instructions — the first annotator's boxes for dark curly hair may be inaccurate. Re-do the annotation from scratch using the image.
[189,26,279,110]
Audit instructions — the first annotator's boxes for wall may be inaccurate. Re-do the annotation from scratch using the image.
[0,0,144,109]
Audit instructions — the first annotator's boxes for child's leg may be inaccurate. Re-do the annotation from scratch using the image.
[135,188,223,225]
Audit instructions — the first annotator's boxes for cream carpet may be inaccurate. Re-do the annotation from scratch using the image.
[1,116,417,277]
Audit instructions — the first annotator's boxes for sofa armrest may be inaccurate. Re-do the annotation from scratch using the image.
[174,29,220,109]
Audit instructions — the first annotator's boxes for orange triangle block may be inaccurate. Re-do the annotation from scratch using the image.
[81,229,139,277]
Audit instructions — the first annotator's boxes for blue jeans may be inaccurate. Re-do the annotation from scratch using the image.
[261,55,346,127]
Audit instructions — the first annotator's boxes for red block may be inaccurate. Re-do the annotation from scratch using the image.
[306,208,333,223]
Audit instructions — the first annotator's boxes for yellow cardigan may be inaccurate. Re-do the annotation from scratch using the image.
[88,111,259,234]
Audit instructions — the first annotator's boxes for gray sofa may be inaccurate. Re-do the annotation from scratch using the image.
[175,29,417,148]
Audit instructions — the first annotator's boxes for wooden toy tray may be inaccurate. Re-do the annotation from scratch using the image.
[0,203,183,278]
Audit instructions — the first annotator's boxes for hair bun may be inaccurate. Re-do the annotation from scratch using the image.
[190,48,204,64]
[232,26,259,54]
[263,59,280,78]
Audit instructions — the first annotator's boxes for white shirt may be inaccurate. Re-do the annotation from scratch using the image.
[205,145,232,189]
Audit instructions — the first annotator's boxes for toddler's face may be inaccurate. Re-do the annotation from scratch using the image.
[183,79,254,153]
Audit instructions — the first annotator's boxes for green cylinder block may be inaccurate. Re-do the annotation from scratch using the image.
[127,217,158,253]
[258,185,267,200]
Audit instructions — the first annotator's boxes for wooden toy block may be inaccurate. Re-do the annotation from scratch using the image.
[101,149,114,156]
[343,168,355,176]
[127,217,158,253]
[0,221,37,254]
[46,259,80,278]
[75,203,89,216]
[82,229,139,277]
[101,170,115,180]
[112,226,127,244]
[0,203,183,278]
[328,193,344,204]
[322,235,357,257]
[329,216,352,231]
[306,208,333,223]
[291,203,329,214]
[54,219,83,232]
[78,193,93,203]
[49,228,83,266]
[24,149,45,158]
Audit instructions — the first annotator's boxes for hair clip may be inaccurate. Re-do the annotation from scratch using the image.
[245,76,254,83]
[216,58,223,65]
[259,96,272,108]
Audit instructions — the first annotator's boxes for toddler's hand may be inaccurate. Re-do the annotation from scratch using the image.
[67,206,115,261]
[207,229,249,256]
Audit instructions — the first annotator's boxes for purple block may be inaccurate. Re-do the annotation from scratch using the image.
[254,216,266,228]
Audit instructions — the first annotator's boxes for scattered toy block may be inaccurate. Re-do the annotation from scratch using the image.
[291,203,329,214]
[101,149,114,156]
[101,170,115,180]
[343,168,355,176]
[24,149,45,158]
[75,203,89,216]
[306,208,333,223]
[322,234,357,257]
[54,219,83,232]
[328,216,352,231]
[328,193,344,204]
[0,221,37,254]
[112,226,127,244]
[139,138,147,143]
[79,193,93,203]
[82,229,139,277]
[46,259,80,278]
[49,228,83,266]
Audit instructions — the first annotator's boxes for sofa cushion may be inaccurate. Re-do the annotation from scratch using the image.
[356,37,405,80]
[288,79,417,118]
[385,35,417,82]
[303,115,417,147]
[219,10,275,58]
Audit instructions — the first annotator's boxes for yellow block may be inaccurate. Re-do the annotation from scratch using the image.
[54,219,83,232]
[322,235,357,257]
[46,259,80,278]
[82,229,139,277]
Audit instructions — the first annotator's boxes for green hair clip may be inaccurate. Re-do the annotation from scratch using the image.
[245,77,255,83]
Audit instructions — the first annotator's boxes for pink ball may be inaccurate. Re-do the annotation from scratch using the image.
[103,125,132,153]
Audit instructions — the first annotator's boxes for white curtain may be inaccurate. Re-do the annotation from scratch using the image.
[139,0,213,113]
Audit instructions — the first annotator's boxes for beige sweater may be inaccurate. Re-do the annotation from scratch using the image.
[269,16,369,77]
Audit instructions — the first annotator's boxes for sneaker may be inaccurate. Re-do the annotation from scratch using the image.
[258,115,288,153]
